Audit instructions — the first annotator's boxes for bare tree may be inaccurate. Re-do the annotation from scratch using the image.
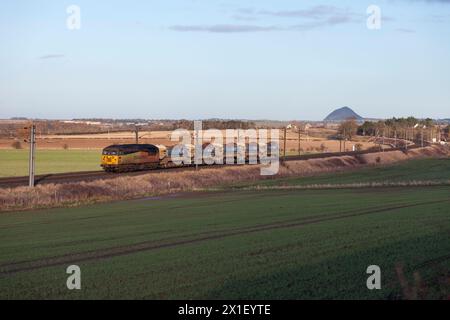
[338,119,358,140]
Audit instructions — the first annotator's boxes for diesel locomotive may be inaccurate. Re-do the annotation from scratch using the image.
[101,144,171,172]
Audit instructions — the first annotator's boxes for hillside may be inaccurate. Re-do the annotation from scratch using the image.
[324,107,363,121]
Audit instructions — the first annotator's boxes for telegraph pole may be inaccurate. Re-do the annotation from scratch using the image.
[421,129,424,147]
[298,129,301,156]
[28,124,36,188]
[134,124,139,144]
[195,125,200,171]
[343,129,346,152]
[421,125,426,147]
[394,130,397,148]
[283,127,287,157]
[405,128,409,151]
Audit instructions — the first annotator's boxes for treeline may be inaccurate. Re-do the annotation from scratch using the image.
[335,117,449,142]
[159,120,256,130]
[74,118,147,124]
[358,117,435,136]
[0,121,116,138]
[357,117,448,142]
[0,119,257,138]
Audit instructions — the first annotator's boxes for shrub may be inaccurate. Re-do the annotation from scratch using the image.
[11,141,22,149]
[63,143,69,150]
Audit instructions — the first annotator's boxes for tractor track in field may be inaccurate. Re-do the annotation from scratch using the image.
[1,197,449,275]
[414,253,450,270]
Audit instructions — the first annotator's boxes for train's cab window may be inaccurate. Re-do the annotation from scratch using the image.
[103,151,118,155]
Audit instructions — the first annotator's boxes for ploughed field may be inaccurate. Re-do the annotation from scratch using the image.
[0,159,449,299]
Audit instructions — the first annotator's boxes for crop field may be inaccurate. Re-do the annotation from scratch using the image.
[0,150,101,177]
[1,158,449,299]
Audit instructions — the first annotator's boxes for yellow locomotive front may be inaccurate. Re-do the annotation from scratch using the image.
[101,150,119,166]
[101,147,121,172]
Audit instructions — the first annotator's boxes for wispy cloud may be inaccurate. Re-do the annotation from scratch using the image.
[39,54,65,60]
[234,5,362,23]
[258,5,353,20]
[428,13,450,22]
[170,5,361,33]
[231,15,259,22]
[170,24,281,33]
[396,28,416,33]
[409,0,450,3]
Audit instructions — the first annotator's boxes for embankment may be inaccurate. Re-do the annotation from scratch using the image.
[0,146,448,212]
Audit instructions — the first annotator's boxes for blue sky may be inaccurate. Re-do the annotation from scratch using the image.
[0,0,449,120]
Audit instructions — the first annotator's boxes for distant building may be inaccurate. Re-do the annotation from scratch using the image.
[286,124,297,130]
[62,120,102,125]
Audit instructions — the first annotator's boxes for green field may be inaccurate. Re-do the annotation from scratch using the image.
[1,159,449,299]
[0,149,101,177]
[231,158,450,189]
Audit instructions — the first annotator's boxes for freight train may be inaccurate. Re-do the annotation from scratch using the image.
[101,143,278,172]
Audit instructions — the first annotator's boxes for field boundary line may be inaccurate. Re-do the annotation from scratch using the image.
[232,180,450,191]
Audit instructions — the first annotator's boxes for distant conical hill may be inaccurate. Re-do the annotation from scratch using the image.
[324,107,363,121]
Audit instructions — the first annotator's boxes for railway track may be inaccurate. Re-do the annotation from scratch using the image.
[0,146,419,189]
[282,144,419,161]
[0,165,206,189]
